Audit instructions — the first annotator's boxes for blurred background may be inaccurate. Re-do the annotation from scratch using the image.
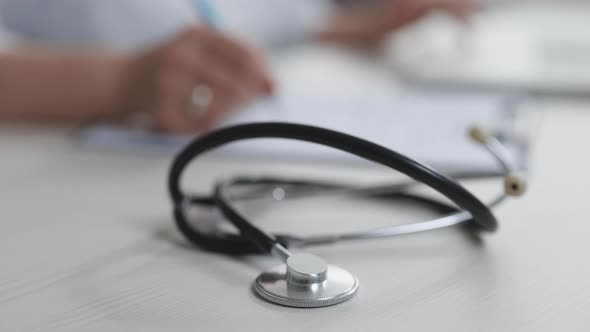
[1,1,590,330]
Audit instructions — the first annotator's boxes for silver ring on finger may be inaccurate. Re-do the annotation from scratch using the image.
[188,84,214,117]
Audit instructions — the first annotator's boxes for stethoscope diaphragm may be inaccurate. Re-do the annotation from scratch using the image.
[254,253,359,308]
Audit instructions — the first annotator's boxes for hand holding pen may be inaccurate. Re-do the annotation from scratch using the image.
[122,0,273,134]
[127,26,273,133]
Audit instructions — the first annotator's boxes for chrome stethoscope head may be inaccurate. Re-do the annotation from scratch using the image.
[168,123,526,308]
[254,250,359,308]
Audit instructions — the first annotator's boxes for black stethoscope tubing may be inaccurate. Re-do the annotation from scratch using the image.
[169,122,497,255]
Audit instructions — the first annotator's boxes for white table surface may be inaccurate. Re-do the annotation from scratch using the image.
[1,47,590,331]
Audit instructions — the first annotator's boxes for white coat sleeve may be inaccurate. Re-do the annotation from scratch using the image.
[0,0,197,50]
[0,0,334,50]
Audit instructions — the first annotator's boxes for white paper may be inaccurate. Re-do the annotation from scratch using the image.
[79,90,526,174]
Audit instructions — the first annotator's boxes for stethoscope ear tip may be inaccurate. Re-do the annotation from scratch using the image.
[467,125,527,197]
[469,125,490,145]
[504,174,527,197]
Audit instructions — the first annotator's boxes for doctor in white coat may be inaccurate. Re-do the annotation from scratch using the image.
[0,0,335,49]
[0,0,475,132]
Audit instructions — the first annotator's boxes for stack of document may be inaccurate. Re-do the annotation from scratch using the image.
[79,90,526,174]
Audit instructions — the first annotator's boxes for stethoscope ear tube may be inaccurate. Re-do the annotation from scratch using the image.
[168,122,498,254]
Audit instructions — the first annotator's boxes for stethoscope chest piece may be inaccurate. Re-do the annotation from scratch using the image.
[254,253,359,308]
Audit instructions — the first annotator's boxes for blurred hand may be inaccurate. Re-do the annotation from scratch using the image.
[318,0,478,47]
[126,26,274,133]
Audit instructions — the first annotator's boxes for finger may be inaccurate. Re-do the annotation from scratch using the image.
[189,27,274,94]
[165,41,254,102]
[190,49,265,102]
[153,71,197,133]
[155,70,241,134]
[163,63,249,119]
[204,45,274,96]
[170,37,267,104]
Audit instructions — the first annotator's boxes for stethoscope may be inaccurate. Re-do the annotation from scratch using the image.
[168,122,526,308]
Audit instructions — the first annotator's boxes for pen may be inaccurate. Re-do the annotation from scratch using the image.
[194,0,222,29]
